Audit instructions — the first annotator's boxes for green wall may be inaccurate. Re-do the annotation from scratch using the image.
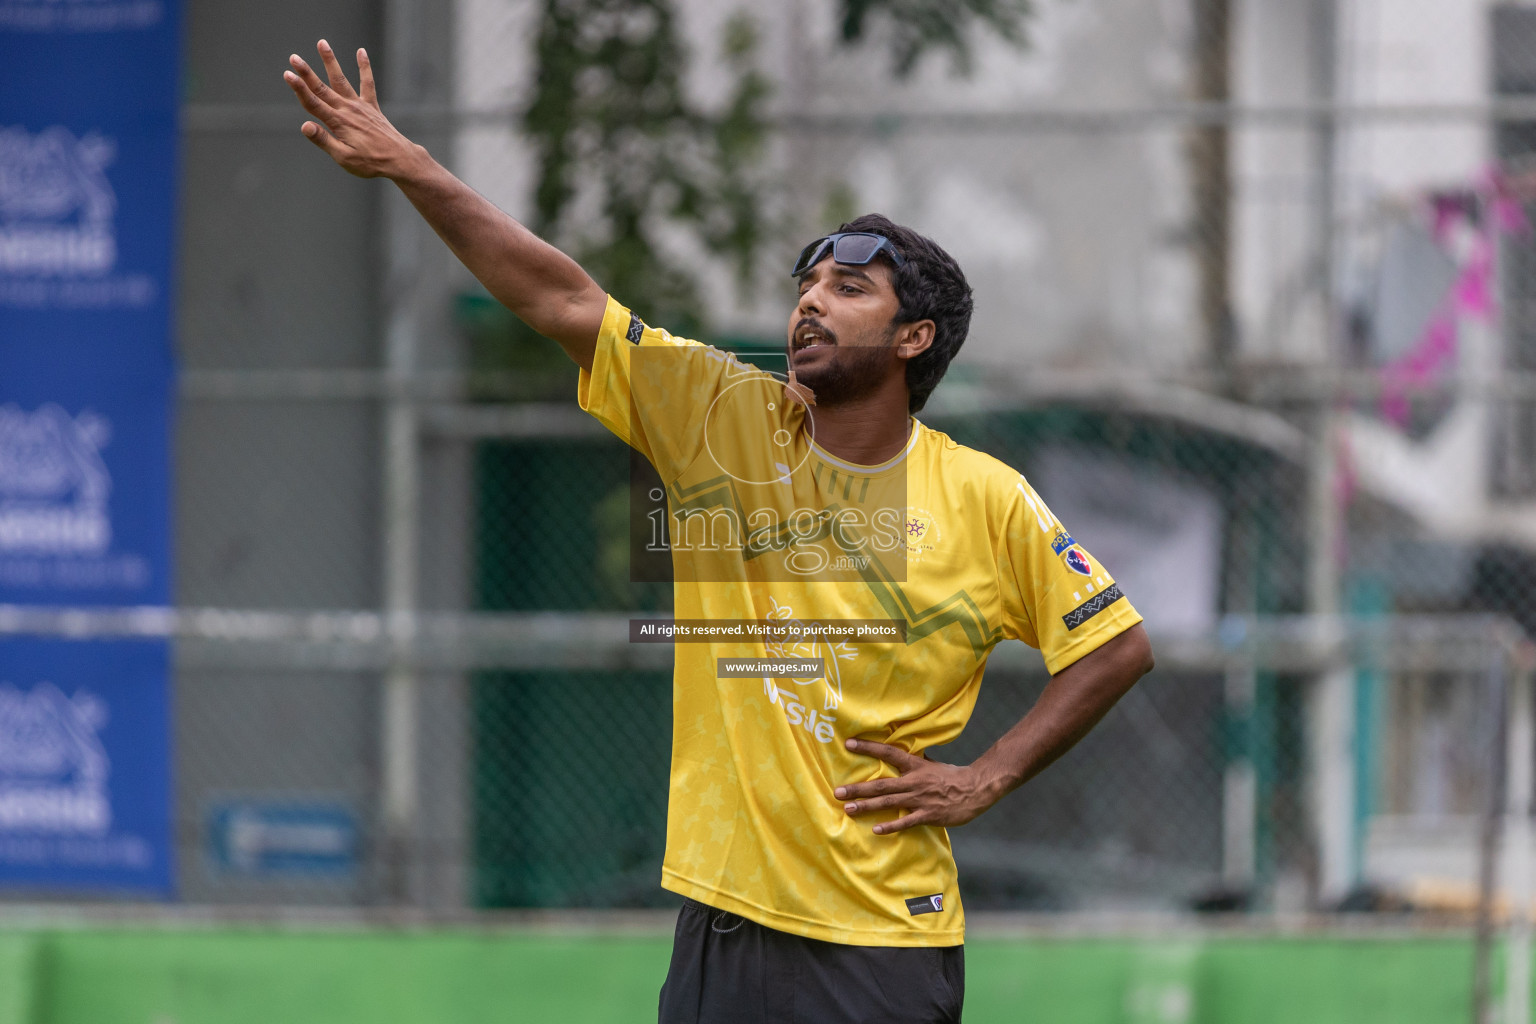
[0,926,1496,1024]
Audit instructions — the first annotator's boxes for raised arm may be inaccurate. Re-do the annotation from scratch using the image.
[283,40,605,371]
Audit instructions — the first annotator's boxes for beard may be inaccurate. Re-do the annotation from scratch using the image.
[791,322,897,407]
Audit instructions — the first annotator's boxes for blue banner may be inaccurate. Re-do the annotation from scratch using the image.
[0,638,172,892]
[0,0,180,894]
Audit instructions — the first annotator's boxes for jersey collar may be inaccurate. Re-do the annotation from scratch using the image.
[807,418,922,475]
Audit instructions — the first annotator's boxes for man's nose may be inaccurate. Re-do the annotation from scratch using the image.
[796,282,827,317]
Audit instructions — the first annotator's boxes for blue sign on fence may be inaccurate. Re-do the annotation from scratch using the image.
[0,0,180,893]
[208,803,360,877]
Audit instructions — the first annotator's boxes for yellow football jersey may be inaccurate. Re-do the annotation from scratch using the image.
[578,297,1143,946]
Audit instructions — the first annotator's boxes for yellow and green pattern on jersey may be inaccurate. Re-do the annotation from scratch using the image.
[578,297,1142,947]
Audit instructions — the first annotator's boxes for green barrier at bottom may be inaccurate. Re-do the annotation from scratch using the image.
[0,933,38,1024]
[0,927,1491,1024]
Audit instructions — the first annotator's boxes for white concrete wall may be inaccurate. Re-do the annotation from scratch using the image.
[453,0,541,223]
[1229,0,1491,366]
[1340,0,1488,200]
[450,0,1491,371]
[1230,0,1331,365]
[752,0,1201,369]
[453,0,1200,370]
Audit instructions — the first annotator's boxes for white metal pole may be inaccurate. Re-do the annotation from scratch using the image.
[1304,0,1360,907]
[381,398,420,904]
[380,0,424,905]
[1305,415,1354,905]
[1506,662,1533,1024]
[1223,660,1257,889]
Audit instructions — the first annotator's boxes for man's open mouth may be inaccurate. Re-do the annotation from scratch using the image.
[792,322,835,352]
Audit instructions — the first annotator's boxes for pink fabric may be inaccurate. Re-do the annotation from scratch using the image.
[1378,165,1527,427]
[1480,167,1531,238]
[1380,312,1457,427]
[1495,193,1531,238]
[1452,238,1494,323]
[1431,194,1465,244]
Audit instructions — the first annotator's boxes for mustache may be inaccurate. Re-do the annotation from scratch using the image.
[792,317,838,346]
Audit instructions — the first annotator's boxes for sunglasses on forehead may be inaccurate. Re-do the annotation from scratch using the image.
[790,232,906,277]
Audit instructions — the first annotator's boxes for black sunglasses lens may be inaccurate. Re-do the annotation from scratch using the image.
[792,237,831,276]
[831,233,882,265]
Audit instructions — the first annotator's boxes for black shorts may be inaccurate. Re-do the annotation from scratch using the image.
[658,897,964,1024]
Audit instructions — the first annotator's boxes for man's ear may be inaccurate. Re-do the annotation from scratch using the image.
[895,320,936,360]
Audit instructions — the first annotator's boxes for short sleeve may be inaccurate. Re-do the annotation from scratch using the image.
[996,474,1143,674]
[578,295,751,481]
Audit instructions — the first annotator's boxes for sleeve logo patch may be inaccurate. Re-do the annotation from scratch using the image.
[1050,529,1075,555]
[625,313,645,344]
[905,893,944,915]
[1063,583,1125,631]
[1064,547,1093,576]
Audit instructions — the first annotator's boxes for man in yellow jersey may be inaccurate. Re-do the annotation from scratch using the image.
[285,41,1154,1024]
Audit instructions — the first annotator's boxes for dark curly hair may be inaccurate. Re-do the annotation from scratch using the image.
[835,213,973,414]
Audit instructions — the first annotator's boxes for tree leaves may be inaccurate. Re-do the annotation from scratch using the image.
[519,0,1035,335]
[839,0,1034,77]
[524,0,773,334]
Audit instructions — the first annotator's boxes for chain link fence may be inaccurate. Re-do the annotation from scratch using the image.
[6,2,1536,964]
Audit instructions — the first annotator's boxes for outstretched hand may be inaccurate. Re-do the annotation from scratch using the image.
[283,40,418,179]
[834,738,998,836]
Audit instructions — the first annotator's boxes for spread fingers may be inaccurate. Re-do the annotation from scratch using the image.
[316,39,358,98]
[287,55,336,106]
[357,48,377,106]
[283,70,332,122]
[301,122,349,161]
